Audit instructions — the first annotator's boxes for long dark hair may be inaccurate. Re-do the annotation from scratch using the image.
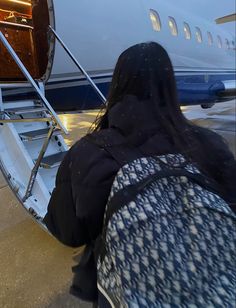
[90,42,236,210]
[92,42,189,145]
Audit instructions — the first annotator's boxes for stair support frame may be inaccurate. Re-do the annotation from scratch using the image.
[22,124,56,202]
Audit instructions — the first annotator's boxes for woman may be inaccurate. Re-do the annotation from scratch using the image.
[44,42,236,304]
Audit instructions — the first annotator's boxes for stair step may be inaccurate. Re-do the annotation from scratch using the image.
[0,117,51,123]
[38,151,67,169]
[0,82,32,89]
[2,99,42,110]
[4,106,47,115]
[19,128,62,141]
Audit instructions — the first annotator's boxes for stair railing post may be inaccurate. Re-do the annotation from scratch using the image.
[48,26,107,105]
[0,87,3,112]
[22,125,55,202]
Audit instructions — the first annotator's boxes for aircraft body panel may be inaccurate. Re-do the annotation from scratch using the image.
[0,0,235,109]
[50,0,235,80]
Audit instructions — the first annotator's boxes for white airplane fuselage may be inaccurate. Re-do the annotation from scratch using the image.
[0,0,235,109]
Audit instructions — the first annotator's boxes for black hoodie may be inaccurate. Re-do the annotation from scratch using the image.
[44,95,236,247]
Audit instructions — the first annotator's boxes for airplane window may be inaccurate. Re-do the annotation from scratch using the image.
[217,35,222,48]
[183,22,191,39]
[168,17,178,36]
[225,39,230,49]
[149,9,161,32]
[195,27,202,43]
[207,32,213,45]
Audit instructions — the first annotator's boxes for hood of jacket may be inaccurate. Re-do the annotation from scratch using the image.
[108,95,163,137]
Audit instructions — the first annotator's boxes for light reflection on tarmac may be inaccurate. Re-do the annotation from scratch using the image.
[0,100,235,307]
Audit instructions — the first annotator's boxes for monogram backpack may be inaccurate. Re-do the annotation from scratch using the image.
[93,133,236,308]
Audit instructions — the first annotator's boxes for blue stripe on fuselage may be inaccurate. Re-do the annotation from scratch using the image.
[2,72,236,110]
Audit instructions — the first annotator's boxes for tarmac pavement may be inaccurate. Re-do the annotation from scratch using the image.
[0,111,98,308]
[0,102,235,307]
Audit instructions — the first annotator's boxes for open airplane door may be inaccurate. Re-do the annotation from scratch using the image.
[0,0,61,229]
[0,0,105,229]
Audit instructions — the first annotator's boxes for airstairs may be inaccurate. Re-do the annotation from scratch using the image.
[0,28,106,227]
[0,81,68,224]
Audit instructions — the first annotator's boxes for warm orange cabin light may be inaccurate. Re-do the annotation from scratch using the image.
[9,0,31,6]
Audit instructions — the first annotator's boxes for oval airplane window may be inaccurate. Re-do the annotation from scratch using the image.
[168,17,178,36]
[149,9,161,32]
[183,22,191,39]
[225,39,230,49]
[207,32,213,45]
[217,35,223,48]
[195,27,202,43]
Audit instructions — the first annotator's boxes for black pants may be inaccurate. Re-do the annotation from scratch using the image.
[97,291,113,308]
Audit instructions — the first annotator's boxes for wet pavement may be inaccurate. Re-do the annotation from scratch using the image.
[0,101,235,307]
[182,101,235,156]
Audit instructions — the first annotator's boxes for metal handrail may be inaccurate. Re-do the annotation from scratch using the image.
[0,31,68,134]
[48,26,107,105]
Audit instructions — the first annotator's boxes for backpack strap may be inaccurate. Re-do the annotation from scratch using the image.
[106,167,221,225]
[97,166,222,261]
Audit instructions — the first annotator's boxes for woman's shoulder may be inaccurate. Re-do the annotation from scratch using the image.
[189,125,235,168]
[189,125,229,148]
[72,128,126,151]
[68,129,121,180]
[70,128,119,152]
[69,131,108,165]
